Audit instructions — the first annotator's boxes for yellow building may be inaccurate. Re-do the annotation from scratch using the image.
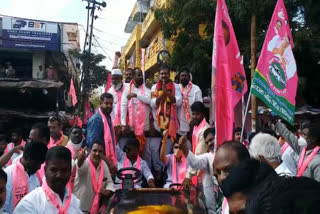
[121,0,175,81]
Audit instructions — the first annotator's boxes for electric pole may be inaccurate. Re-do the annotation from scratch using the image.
[81,0,106,120]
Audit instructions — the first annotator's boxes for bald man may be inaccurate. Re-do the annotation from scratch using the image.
[213,141,251,214]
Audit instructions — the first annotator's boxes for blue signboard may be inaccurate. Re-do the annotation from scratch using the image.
[1,17,59,51]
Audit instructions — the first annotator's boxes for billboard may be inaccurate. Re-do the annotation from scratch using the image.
[1,16,59,51]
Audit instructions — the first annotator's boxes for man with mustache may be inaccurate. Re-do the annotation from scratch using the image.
[177,67,203,136]
[87,93,118,175]
[47,116,68,148]
[14,146,82,213]
[74,142,114,213]
[4,142,47,213]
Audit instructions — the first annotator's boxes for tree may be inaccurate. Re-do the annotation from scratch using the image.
[155,0,215,95]
[71,50,110,92]
[155,0,320,106]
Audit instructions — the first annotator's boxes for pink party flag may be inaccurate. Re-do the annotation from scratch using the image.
[84,98,93,124]
[105,72,111,92]
[251,0,298,125]
[69,78,77,106]
[212,0,248,147]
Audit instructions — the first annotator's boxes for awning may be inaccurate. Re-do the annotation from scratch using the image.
[0,78,64,89]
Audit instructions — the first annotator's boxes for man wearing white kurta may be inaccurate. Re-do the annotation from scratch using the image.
[4,142,47,213]
[120,68,152,166]
[177,68,203,136]
[180,128,217,214]
[14,146,82,214]
[108,68,125,126]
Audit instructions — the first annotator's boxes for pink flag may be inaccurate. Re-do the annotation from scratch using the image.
[212,0,248,147]
[251,0,297,125]
[69,78,77,106]
[105,72,111,92]
[84,98,93,124]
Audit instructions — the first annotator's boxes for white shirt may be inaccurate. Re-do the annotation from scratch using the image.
[5,143,22,165]
[177,84,203,135]
[186,151,216,214]
[12,153,23,164]
[108,84,125,125]
[150,82,182,132]
[73,159,115,212]
[66,141,82,157]
[275,161,294,176]
[120,84,151,131]
[115,145,154,189]
[4,162,41,213]
[282,146,299,175]
[13,187,82,214]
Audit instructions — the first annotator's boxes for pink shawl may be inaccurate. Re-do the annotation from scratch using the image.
[42,179,72,214]
[297,146,320,177]
[88,158,104,213]
[192,118,207,153]
[98,108,117,165]
[128,81,146,136]
[171,154,187,184]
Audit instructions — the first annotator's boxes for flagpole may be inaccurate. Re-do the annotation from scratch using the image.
[240,90,251,142]
[250,0,258,132]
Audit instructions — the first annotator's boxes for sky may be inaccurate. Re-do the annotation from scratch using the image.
[0,0,136,68]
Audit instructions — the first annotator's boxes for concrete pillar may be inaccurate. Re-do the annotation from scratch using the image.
[135,24,142,68]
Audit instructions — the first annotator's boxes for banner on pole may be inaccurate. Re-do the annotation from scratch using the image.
[212,0,248,147]
[251,0,298,125]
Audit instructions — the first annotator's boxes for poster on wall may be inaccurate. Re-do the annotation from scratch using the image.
[1,16,59,51]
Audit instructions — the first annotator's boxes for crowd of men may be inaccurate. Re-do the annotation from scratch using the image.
[0,65,319,214]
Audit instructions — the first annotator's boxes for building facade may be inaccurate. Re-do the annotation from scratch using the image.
[0,15,81,133]
[121,0,175,82]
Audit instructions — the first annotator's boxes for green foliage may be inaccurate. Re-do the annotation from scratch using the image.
[71,50,109,92]
[155,0,320,106]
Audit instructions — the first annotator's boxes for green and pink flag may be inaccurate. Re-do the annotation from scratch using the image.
[212,0,248,147]
[251,0,298,125]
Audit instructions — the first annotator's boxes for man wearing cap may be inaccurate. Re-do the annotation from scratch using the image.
[108,68,125,126]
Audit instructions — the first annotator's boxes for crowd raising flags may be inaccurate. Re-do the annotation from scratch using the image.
[212,0,248,147]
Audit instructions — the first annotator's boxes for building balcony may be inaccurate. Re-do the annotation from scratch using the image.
[124,0,151,33]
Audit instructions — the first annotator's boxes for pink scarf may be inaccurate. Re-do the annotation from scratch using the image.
[48,131,64,149]
[98,108,117,165]
[122,155,141,189]
[42,179,72,214]
[128,81,146,136]
[66,143,77,192]
[297,146,320,177]
[281,142,290,154]
[180,81,193,122]
[12,160,42,210]
[222,198,228,214]
[114,86,125,125]
[88,158,104,214]
[5,140,26,166]
[171,154,187,184]
[192,118,207,153]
